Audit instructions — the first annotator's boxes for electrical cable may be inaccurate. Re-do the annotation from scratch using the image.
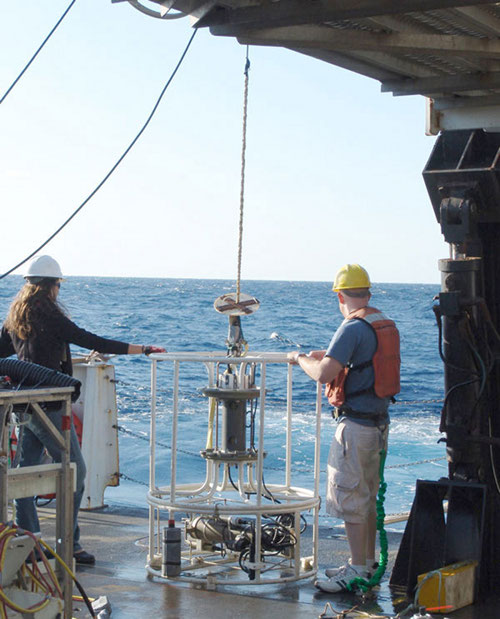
[0,524,95,618]
[261,474,277,502]
[462,316,488,399]
[261,516,297,551]
[227,465,241,494]
[463,313,500,495]
[488,417,500,496]
[0,0,78,106]
[39,539,96,618]
[35,496,55,507]
[479,298,500,345]
[0,526,52,614]
[467,303,500,493]
[0,28,198,281]
[442,377,480,410]
[433,306,478,376]
[436,302,500,493]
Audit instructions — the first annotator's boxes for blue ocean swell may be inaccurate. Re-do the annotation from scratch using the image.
[0,276,446,520]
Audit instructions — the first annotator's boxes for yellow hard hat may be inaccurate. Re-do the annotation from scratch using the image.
[332,264,371,291]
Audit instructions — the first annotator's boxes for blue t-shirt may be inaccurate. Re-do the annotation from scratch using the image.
[325,317,390,425]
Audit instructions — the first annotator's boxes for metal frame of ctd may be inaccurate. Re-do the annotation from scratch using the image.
[145,351,322,586]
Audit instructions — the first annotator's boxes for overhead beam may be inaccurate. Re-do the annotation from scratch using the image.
[346,50,437,79]
[294,45,452,84]
[223,25,500,58]
[433,93,500,109]
[288,47,402,81]
[382,70,500,95]
[197,0,500,29]
[427,99,500,132]
[454,6,500,36]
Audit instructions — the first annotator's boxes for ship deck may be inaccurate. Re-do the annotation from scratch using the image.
[29,502,500,619]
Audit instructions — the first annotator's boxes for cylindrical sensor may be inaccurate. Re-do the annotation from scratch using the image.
[162,520,181,577]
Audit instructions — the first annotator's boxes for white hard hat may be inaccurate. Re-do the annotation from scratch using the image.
[24,255,63,280]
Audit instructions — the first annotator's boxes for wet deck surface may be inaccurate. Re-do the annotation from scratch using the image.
[34,504,499,618]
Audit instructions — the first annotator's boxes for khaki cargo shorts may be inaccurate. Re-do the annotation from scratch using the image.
[326,418,388,524]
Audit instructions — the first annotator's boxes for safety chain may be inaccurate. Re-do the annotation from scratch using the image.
[113,379,443,408]
[386,456,446,469]
[110,379,443,408]
[117,423,290,467]
[116,424,446,472]
[236,46,250,303]
[114,425,200,457]
[119,472,149,487]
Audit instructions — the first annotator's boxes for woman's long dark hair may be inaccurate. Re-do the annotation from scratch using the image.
[5,279,64,340]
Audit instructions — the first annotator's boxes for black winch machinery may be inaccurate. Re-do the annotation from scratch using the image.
[391,129,500,598]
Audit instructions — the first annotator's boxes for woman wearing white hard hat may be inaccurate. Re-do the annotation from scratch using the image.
[0,255,165,565]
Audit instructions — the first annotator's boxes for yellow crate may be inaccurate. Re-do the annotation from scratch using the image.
[417,561,477,613]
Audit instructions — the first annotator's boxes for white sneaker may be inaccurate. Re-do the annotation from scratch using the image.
[325,560,378,579]
[325,560,351,579]
[315,564,368,593]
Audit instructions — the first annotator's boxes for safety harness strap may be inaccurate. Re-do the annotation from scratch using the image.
[333,407,388,426]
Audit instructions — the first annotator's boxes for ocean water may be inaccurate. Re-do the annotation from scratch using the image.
[0,277,446,526]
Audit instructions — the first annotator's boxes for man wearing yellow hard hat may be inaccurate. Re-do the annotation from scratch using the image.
[288,264,400,593]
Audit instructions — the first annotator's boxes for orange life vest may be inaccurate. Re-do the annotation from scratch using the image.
[324,306,400,407]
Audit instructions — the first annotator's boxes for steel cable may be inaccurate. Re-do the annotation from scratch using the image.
[0,0,78,105]
[0,28,197,280]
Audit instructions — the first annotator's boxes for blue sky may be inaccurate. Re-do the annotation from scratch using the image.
[0,1,446,283]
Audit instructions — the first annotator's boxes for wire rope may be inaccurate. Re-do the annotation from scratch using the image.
[0,0,78,106]
[0,28,198,281]
[236,46,250,303]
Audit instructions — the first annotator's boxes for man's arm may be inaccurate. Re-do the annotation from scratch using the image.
[288,351,343,384]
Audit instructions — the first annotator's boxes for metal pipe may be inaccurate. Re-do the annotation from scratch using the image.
[149,360,157,563]
[219,462,230,491]
[255,363,266,508]
[253,362,267,582]
[237,461,248,502]
[286,363,293,490]
[62,396,73,619]
[0,405,10,522]
[313,381,322,570]
[149,360,157,493]
[171,361,180,503]
[294,510,301,578]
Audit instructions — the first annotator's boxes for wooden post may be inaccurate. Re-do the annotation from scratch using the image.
[0,387,75,619]
[62,395,73,619]
[0,404,10,523]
